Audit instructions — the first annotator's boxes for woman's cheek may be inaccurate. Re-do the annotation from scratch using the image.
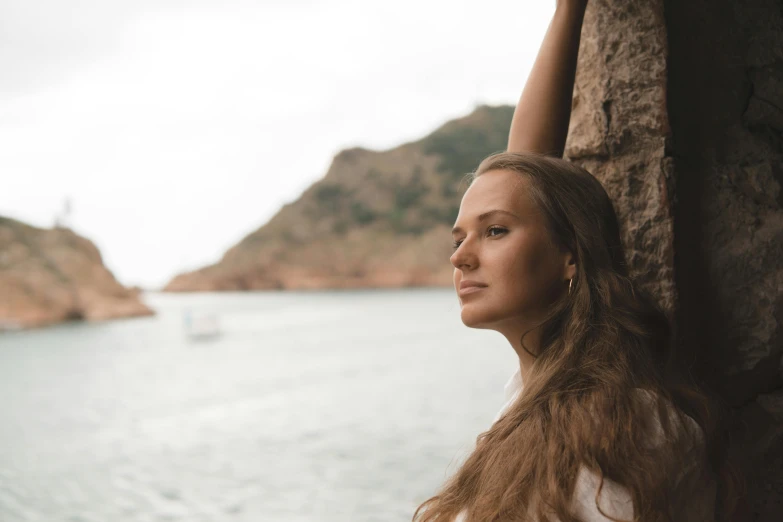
[499,242,532,281]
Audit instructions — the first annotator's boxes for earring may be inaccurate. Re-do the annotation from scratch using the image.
[568,278,573,296]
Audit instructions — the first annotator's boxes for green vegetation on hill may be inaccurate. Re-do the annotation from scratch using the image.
[421,105,514,199]
[312,104,514,236]
[165,104,515,291]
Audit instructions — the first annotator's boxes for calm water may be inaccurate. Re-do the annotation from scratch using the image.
[0,289,516,522]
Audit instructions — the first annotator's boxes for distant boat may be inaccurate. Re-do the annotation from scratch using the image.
[183,309,221,340]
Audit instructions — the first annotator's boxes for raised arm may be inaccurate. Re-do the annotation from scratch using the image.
[507,1,588,156]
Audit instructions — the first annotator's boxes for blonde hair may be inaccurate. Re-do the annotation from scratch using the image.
[414,152,735,522]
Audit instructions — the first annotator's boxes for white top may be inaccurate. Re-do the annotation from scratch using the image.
[453,369,717,522]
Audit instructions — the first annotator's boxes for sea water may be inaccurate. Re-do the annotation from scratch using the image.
[0,288,515,522]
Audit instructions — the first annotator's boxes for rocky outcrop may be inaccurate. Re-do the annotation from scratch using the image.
[567,0,782,519]
[165,105,513,292]
[0,217,154,329]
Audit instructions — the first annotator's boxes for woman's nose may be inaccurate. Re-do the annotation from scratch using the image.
[450,239,476,270]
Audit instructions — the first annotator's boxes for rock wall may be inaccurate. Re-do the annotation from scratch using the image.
[567,0,783,519]
[0,217,154,329]
[666,0,783,519]
[565,1,675,309]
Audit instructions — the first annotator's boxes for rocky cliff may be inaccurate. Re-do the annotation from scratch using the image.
[0,217,153,329]
[165,105,513,291]
[567,0,782,519]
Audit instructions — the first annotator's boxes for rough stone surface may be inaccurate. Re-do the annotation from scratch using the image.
[566,0,783,519]
[0,217,154,329]
[565,0,677,315]
[665,0,783,519]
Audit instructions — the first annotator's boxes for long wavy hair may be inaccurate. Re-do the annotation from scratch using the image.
[413,152,739,522]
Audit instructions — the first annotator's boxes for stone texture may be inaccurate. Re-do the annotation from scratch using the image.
[0,217,154,329]
[565,0,677,315]
[664,0,783,518]
[565,0,783,519]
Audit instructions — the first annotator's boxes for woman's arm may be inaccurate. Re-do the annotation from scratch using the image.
[507,1,588,156]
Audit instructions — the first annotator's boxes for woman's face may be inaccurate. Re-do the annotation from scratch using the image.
[450,169,575,332]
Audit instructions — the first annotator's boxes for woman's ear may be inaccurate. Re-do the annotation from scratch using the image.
[563,251,577,280]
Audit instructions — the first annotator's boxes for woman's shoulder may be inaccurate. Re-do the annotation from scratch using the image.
[570,388,716,521]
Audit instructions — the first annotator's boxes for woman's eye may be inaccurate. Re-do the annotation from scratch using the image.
[452,227,506,251]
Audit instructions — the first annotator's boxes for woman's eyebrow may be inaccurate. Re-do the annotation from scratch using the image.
[451,209,522,235]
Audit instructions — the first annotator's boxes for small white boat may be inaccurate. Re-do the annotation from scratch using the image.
[183,309,221,340]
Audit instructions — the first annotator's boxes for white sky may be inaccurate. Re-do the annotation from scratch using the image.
[0,0,553,289]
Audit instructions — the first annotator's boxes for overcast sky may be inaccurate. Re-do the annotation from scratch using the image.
[0,0,553,288]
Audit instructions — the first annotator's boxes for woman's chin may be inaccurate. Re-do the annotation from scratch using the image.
[459,307,495,329]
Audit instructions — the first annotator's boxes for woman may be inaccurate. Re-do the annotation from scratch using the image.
[413,1,727,521]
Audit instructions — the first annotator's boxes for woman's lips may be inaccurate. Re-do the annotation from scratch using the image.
[459,286,486,297]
